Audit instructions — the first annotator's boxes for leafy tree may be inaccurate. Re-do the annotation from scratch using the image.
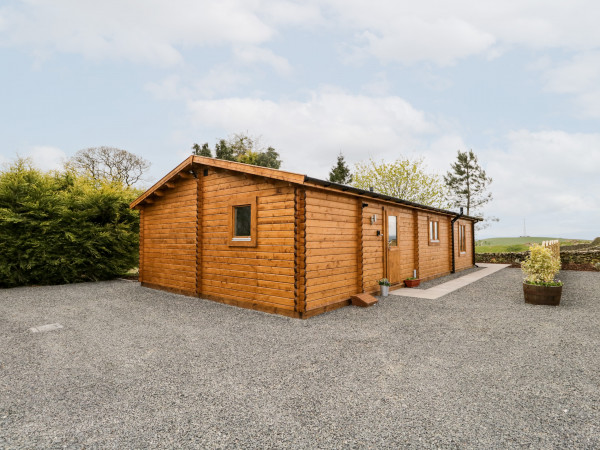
[192,133,281,169]
[68,146,150,187]
[351,157,449,209]
[192,143,212,157]
[255,147,281,169]
[328,152,353,184]
[214,139,236,161]
[0,159,140,288]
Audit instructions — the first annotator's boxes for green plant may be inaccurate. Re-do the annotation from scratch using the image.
[378,278,391,286]
[521,244,562,286]
[404,277,418,281]
[0,159,140,288]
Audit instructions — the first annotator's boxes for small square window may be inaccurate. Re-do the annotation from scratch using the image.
[234,205,251,238]
[229,195,257,247]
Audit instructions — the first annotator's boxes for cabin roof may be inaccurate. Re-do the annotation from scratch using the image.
[130,155,481,221]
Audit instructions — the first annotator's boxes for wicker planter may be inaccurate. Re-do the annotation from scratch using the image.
[404,279,421,288]
[523,282,562,306]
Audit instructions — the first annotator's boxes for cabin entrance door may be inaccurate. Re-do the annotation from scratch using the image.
[384,207,402,285]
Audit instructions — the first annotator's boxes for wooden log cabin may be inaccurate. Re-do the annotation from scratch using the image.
[130,156,480,318]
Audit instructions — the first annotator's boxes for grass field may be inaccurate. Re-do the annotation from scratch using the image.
[475,237,591,254]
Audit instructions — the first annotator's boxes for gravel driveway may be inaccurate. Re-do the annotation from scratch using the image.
[1,268,600,448]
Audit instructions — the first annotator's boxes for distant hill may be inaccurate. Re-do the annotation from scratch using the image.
[475,237,591,254]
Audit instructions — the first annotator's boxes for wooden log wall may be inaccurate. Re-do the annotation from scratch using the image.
[417,212,452,280]
[200,169,296,315]
[140,177,198,295]
[304,189,360,311]
[361,204,383,293]
[454,219,474,272]
[395,207,417,281]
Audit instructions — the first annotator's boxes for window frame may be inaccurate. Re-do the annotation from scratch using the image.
[459,223,466,254]
[388,215,398,247]
[228,195,257,247]
[428,217,440,246]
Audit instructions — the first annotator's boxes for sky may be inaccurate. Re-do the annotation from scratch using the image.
[1,0,599,239]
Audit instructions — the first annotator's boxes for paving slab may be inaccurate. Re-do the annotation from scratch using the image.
[389,263,511,298]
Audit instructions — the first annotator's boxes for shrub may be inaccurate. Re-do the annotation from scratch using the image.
[521,244,561,286]
[0,160,140,288]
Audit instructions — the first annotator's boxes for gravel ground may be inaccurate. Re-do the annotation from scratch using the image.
[413,266,485,289]
[1,268,600,448]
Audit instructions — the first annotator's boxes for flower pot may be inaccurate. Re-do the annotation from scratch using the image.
[404,279,420,288]
[380,285,389,297]
[523,282,562,306]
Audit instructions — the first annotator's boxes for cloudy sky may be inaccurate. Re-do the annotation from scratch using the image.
[1,0,599,239]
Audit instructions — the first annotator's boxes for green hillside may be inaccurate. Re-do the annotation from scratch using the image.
[475,237,591,254]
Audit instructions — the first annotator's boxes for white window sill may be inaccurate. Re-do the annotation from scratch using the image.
[232,237,251,242]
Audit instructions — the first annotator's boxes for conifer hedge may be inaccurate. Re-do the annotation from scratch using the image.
[0,160,140,288]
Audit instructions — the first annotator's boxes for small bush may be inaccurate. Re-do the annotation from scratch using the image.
[521,244,561,286]
[0,160,140,288]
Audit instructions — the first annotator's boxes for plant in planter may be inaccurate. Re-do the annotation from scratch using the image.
[404,277,421,288]
[378,278,391,297]
[521,244,563,306]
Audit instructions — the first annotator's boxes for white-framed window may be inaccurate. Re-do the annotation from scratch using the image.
[228,195,257,247]
[429,218,439,244]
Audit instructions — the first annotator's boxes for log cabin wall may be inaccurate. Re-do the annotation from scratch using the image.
[361,203,384,293]
[454,219,474,272]
[417,212,452,280]
[395,206,418,282]
[199,168,297,316]
[140,176,198,295]
[304,189,360,312]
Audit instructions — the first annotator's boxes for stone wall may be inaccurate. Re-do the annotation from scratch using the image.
[476,248,600,269]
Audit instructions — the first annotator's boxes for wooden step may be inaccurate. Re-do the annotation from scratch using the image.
[351,293,378,307]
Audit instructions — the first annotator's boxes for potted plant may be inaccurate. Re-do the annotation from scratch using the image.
[378,278,391,297]
[404,277,421,288]
[522,244,563,306]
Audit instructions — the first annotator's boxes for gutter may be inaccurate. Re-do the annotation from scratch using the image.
[451,207,464,273]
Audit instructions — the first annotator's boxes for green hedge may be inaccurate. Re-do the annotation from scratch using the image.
[0,160,140,288]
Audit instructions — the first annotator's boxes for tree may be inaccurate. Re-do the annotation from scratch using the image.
[192,133,282,169]
[351,157,449,209]
[328,152,353,184]
[0,158,139,287]
[192,143,212,157]
[444,149,494,218]
[68,147,150,187]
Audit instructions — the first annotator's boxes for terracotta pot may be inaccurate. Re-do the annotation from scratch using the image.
[523,282,562,306]
[404,279,420,288]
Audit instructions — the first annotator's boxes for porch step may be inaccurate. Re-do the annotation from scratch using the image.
[351,293,378,307]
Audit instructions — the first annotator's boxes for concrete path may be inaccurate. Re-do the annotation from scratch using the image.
[389,263,511,299]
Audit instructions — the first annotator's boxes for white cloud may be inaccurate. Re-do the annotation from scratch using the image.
[233,46,292,75]
[542,52,600,117]
[322,0,600,65]
[0,0,278,66]
[187,87,437,177]
[484,130,600,238]
[25,146,67,171]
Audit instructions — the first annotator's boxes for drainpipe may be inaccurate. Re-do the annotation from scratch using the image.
[451,207,464,273]
[472,220,478,268]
